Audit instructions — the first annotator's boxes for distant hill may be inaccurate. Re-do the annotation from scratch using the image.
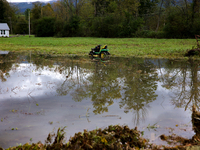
[12,1,56,13]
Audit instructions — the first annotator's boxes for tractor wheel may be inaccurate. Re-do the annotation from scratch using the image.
[100,52,107,60]
[100,52,110,60]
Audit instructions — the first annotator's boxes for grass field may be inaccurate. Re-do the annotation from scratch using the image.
[0,35,197,58]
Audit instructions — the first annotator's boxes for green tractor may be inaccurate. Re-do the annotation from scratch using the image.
[89,45,110,60]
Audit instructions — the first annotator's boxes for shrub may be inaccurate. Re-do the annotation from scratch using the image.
[62,15,80,37]
[35,17,56,37]
[15,17,28,34]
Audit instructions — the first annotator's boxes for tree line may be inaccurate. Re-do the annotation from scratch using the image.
[0,0,200,38]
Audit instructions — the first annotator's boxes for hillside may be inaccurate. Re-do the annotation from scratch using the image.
[12,1,55,13]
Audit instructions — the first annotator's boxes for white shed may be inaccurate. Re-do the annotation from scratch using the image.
[0,23,10,37]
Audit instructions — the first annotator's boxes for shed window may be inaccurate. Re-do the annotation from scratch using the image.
[1,30,5,35]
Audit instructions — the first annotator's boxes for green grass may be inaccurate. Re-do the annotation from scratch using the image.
[0,35,196,58]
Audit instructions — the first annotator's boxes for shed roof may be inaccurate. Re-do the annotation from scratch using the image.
[0,23,10,30]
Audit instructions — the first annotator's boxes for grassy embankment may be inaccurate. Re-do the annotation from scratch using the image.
[0,35,196,58]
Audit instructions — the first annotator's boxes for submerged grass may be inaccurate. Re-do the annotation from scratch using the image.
[0,35,196,58]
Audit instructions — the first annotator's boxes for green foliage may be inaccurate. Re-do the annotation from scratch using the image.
[163,5,200,38]
[163,9,191,38]
[31,2,43,34]
[90,14,144,38]
[31,2,42,20]
[107,1,118,13]
[14,17,28,34]
[63,15,80,37]
[135,30,166,38]
[191,17,200,36]
[91,14,121,37]
[35,17,55,37]
[119,13,144,37]
[54,19,64,37]
[24,8,30,21]
[0,0,6,21]
[138,0,159,16]
[0,0,18,34]
[92,0,110,17]
[2,0,200,38]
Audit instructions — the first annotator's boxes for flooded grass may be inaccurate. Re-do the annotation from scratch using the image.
[0,36,196,59]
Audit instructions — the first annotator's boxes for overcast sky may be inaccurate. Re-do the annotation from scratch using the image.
[9,0,51,3]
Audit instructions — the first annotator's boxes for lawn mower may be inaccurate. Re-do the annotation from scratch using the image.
[89,45,110,60]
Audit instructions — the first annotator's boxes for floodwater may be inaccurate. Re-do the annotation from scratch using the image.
[0,52,199,148]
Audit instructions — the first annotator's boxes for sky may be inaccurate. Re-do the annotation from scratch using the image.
[8,0,52,3]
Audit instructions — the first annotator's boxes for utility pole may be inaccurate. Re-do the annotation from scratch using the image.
[29,10,30,37]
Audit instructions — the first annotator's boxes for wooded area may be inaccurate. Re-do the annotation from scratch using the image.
[0,0,200,38]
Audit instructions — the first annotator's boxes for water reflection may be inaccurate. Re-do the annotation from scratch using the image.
[157,59,200,111]
[0,52,199,148]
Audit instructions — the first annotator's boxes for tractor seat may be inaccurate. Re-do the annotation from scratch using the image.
[92,45,101,52]
[102,45,107,49]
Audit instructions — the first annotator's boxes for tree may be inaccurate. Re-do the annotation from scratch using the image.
[52,0,67,21]
[92,0,110,16]
[63,15,80,37]
[120,0,140,16]
[191,0,200,25]
[31,2,42,34]
[162,0,200,38]
[15,16,28,34]
[0,0,18,34]
[78,0,94,36]
[60,0,86,19]
[24,8,30,21]
[156,0,164,31]
[41,3,55,17]
[163,8,189,38]
[31,2,42,20]
[79,0,94,21]
[35,17,55,37]
[138,0,158,16]
[120,12,144,37]
[0,0,6,22]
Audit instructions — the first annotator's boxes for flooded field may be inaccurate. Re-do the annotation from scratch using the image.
[0,52,198,148]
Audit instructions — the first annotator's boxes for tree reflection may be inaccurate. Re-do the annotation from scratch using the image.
[158,59,200,111]
[70,59,122,114]
[119,58,158,125]
[88,65,122,115]
[63,58,158,125]
[1,54,160,126]
[0,53,17,82]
